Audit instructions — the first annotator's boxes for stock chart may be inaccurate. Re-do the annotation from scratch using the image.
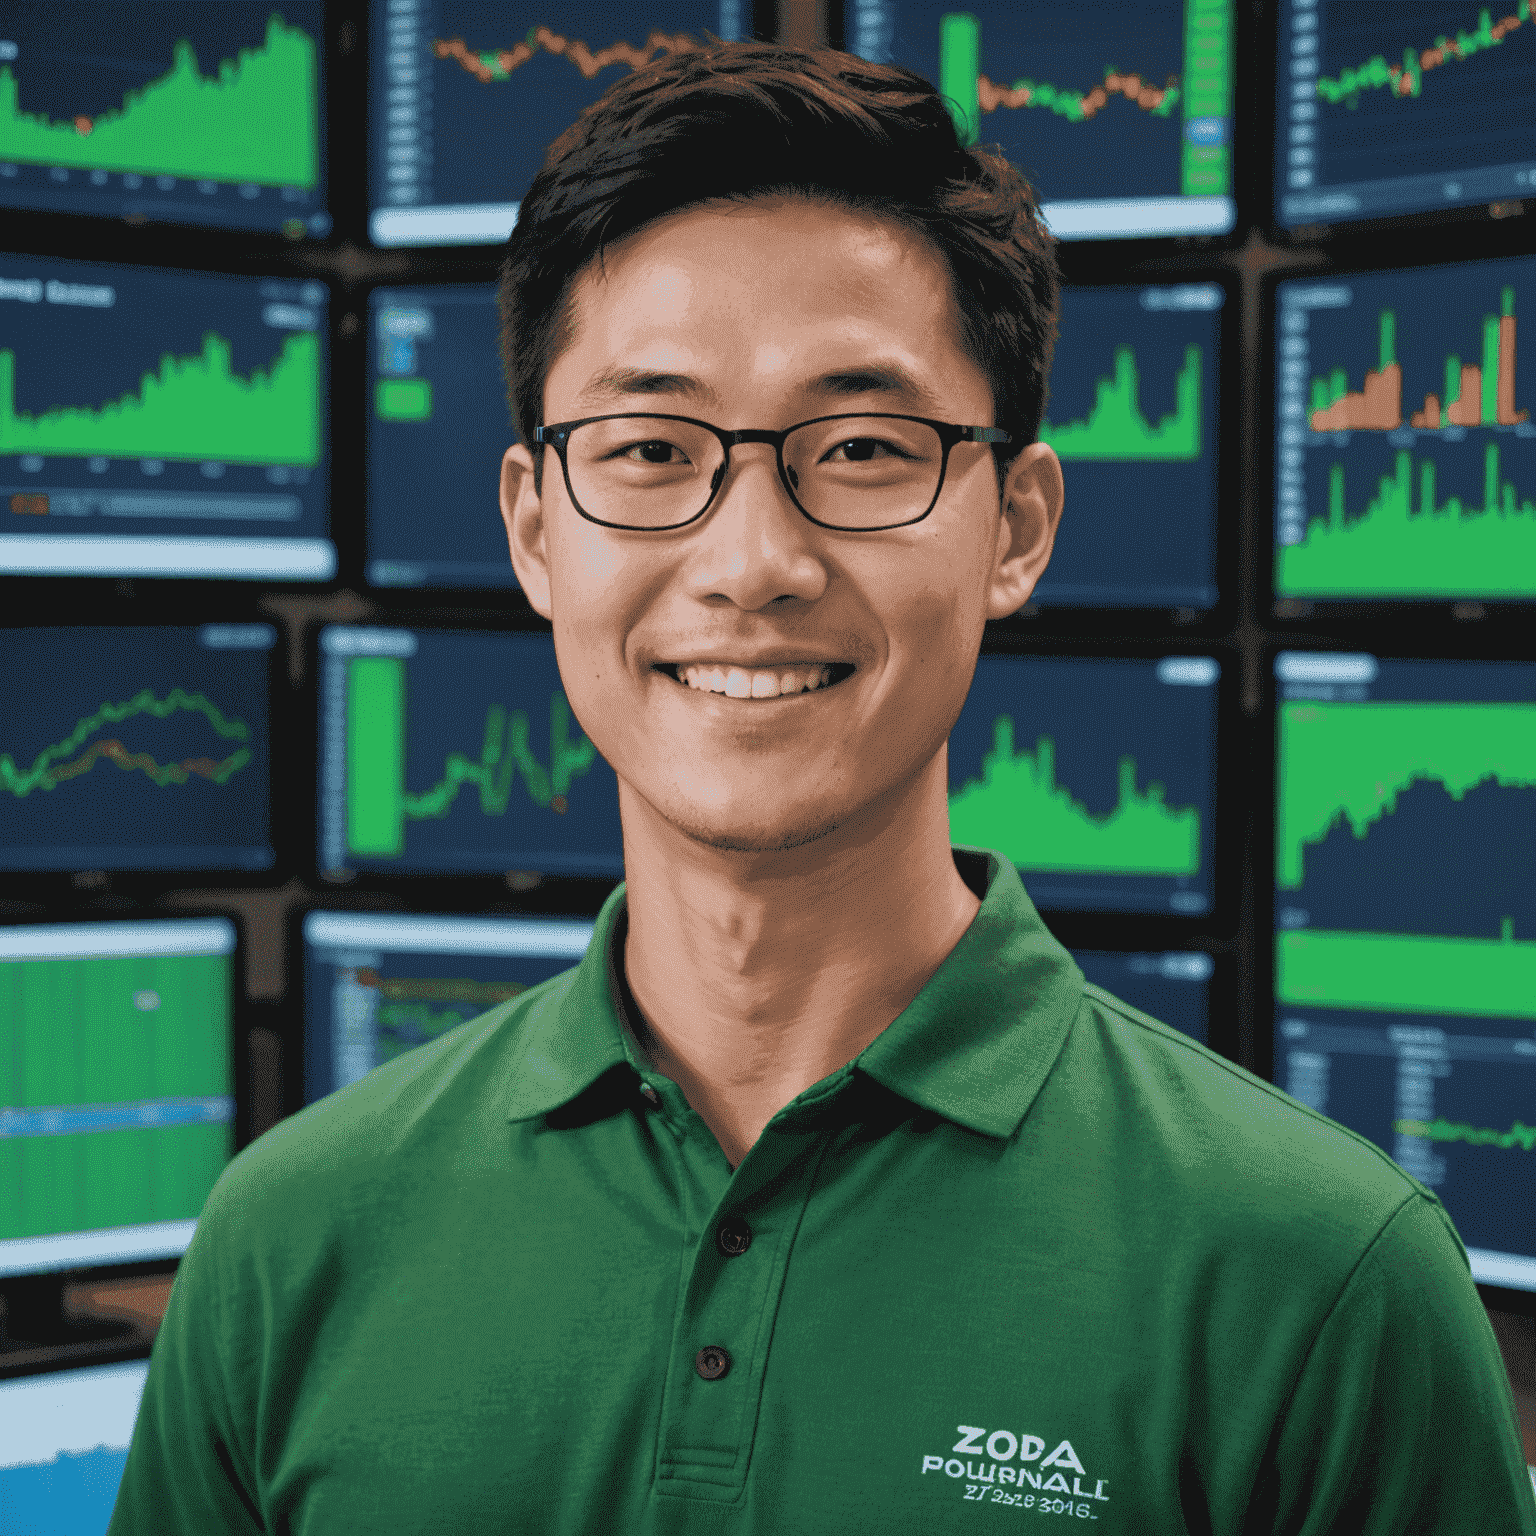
[0,1360,148,1533]
[852,0,1233,240]
[0,1,327,236]
[1275,258,1536,600]
[303,911,594,1098]
[369,0,731,247]
[1276,0,1536,228]
[947,653,1218,914]
[0,626,274,873]
[0,254,333,581]
[1274,651,1536,1291]
[367,284,516,588]
[1072,949,1213,1043]
[1039,283,1222,608]
[0,918,234,1269]
[318,627,624,880]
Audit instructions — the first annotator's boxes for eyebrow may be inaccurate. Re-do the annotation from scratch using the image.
[579,363,940,411]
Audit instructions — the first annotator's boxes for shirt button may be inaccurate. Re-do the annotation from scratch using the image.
[716,1216,752,1257]
[639,1083,660,1105]
[695,1345,732,1381]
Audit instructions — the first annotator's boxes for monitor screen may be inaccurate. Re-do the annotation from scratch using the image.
[0,254,332,582]
[303,910,595,1100]
[366,283,513,589]
[1274,258,1535,603]
[949,653,1218,914]
[1072,948,1212,1043]
[1040,282,1222,608]
[0,625,274,875]
[369,0,740,248]
[1273,650,1536,1293]
[0,1358,149,1533]
[317,626,625,881]
[852,0,1234,241]
[1275,0,1536,230]
[0,917,235,1278]
[0,2,328,237]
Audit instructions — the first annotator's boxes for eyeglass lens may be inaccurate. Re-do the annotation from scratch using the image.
[562,417,947,530]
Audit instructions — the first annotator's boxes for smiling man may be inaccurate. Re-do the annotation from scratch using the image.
[109,42,1534,1536]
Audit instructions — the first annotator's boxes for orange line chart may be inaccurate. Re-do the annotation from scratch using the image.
[45,738,251,788]
[978,68,1178,120]
[433,27,701,83]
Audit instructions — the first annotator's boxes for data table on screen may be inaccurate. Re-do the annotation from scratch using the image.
[0,918,235,1278]
[318,627,624,881]
[370,0,738,248]
[0,626,274,875]
[0,1,328,236]
[1039,283,1222,608]
[1273,651,1536,1292]
[0,255,333,581]
[948,653,1218,915]
[0,1359,149,1534]
[303,911,595,1099]
[850,0,1234,241]
[1072,949,1213,1043]
[1275,0,1536,229]
[1275,258,1536,601]
[366,284,515,589]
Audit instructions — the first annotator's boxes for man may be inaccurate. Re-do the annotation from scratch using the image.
[111,42,1533,1535]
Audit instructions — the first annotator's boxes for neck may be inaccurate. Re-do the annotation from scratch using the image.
[619,754,981,1167]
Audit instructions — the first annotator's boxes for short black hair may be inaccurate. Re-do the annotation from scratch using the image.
[499,41,1059,479]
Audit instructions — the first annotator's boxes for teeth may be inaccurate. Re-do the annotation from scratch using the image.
[678,663,835,698]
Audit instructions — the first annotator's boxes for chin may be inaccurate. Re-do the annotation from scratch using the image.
[659,796,848,857]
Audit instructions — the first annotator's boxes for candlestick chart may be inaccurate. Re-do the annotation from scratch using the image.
[1274,259,1536,599]
[0,4,326,235]
[947,654,1216,914]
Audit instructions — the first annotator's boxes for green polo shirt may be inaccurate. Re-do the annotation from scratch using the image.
[110,849,1534,1536]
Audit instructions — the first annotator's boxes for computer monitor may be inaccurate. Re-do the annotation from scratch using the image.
[949,653,1219,914]
[1273,650,1536,1292]
[1274,0,1536,231]
[366,283,513,590]
[302,910,596,1100]
[317,626,625,881]
[852,0,1235,241]
[1273,256,1535,603]
[0,1357,149,1532]
[0,254,333,582]
[1039,282,1223,609]
[1072,949,1212,1043]
[369,0,741,248]
[0,2,328,237]
[0,626,275,876]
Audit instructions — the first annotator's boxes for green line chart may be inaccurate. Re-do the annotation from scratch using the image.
[0,13,319,187]
[1041,345,1202,460]
[1393,1115,1536,1150]
[0,331,321,465]
[1,690,252,799]
[1277,701,1536,889]
[948,716,1200,875]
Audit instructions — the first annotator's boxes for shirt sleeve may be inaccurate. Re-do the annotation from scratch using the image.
[1260,1189,1536,1536]
[106,1184,266,1536]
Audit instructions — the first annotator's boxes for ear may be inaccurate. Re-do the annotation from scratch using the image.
[985,442,1064,622]
[500,442,553,620]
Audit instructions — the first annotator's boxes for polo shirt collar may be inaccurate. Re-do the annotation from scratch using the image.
[504,847,1084,1141]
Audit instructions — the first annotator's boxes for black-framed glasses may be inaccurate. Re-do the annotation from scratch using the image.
[533,412,1012,532]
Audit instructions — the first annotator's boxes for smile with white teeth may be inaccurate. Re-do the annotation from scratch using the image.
[675,663,840,699]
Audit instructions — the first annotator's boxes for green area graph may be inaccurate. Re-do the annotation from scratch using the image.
[1277,921,1536,1019]
[0,13,319,187]
[1278,445,1536,597]
[1277,701,1536,888]
[1041,345,1202,460]
[0,951,231,1241]
[0,331,321,466]
[0,689,252,798]
[1393,1115,1536,1150]
[948,716,1200,875]
[345,657,598,859]
[1316,3,1530,107]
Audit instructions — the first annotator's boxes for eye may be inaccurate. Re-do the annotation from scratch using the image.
[822,436,913,464]
[614,438,692,466]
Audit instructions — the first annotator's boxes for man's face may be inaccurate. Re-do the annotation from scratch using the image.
[501,196,1062,857]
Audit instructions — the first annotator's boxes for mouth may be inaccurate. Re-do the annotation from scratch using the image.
[654,661,857,700]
